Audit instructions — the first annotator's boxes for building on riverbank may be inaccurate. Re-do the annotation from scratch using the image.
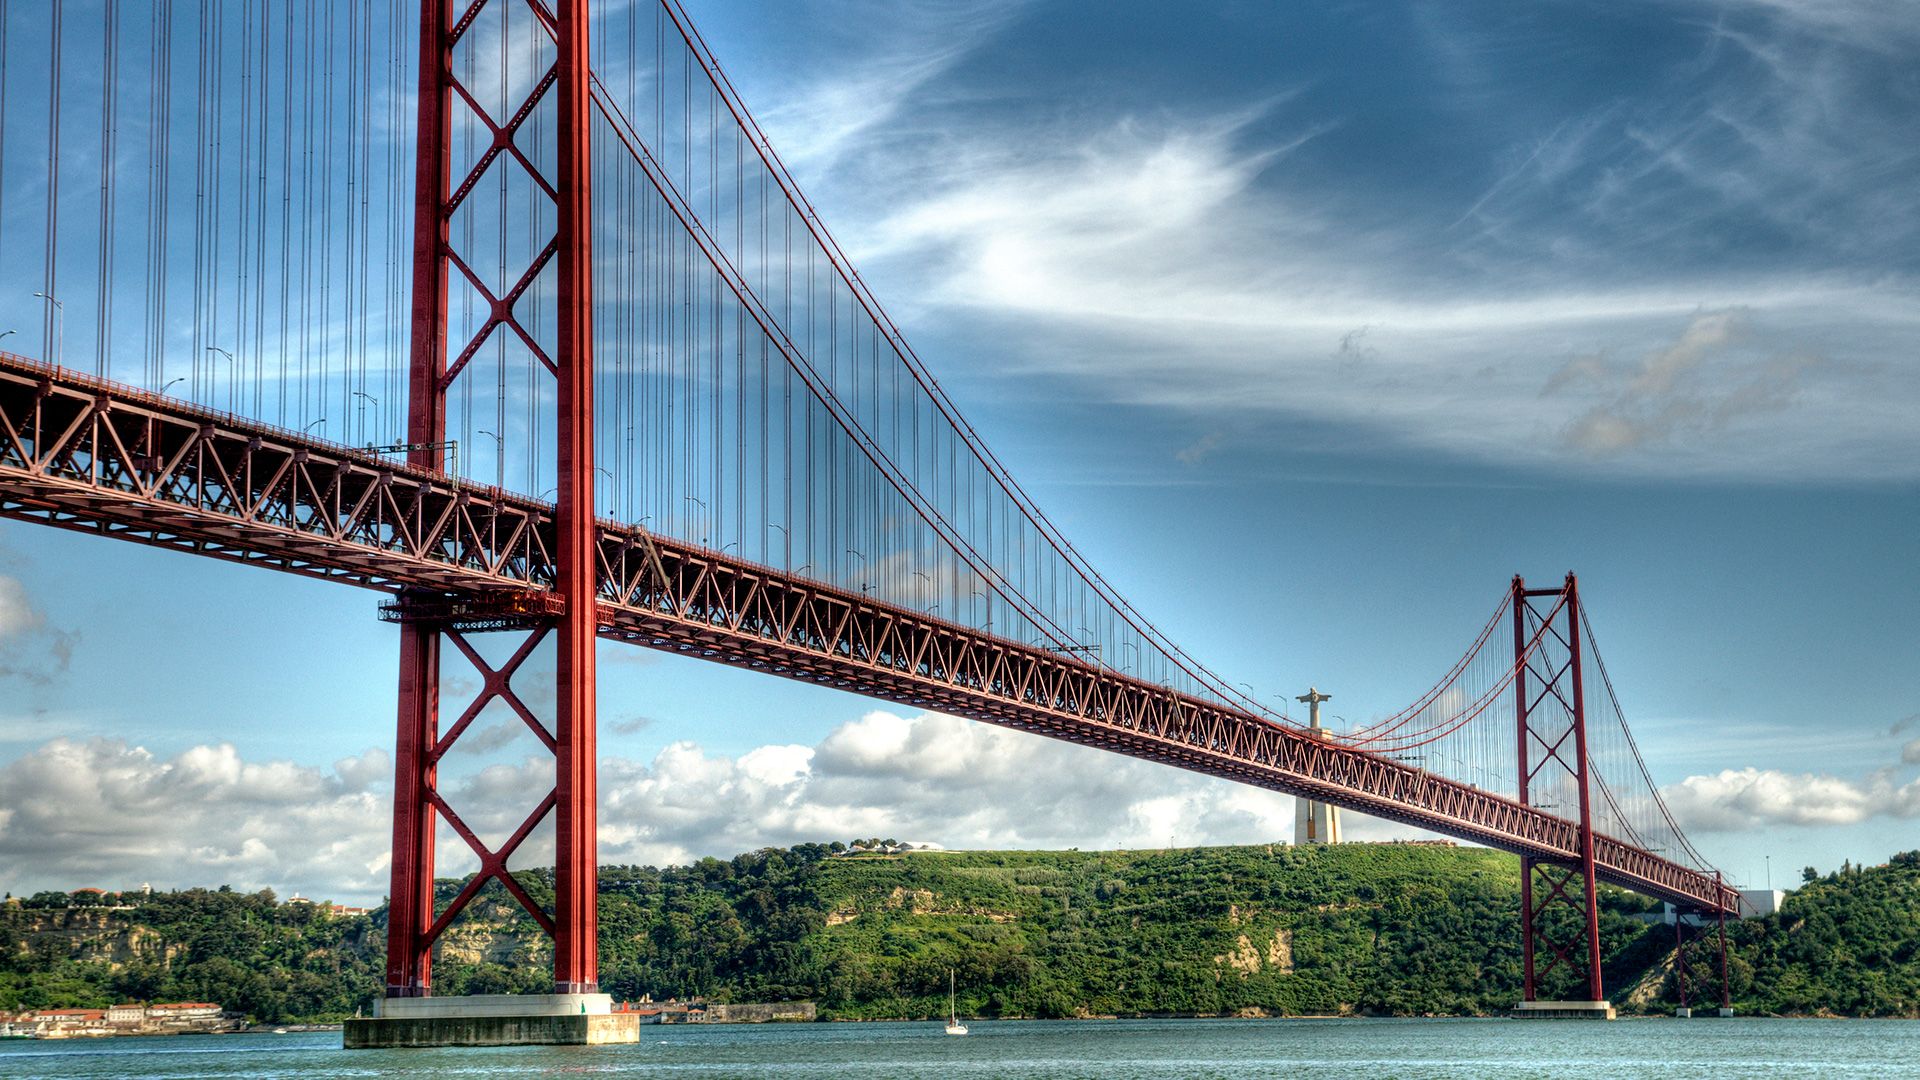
[18,1002,235,1038]
[612,999,815,1024]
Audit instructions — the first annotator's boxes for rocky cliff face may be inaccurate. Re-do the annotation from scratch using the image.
[6,909,180,970]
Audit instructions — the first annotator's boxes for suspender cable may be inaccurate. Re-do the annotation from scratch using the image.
[95,0,118,378]
[41,0,61,367]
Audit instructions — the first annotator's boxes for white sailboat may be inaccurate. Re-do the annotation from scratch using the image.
[944,970,968,1035]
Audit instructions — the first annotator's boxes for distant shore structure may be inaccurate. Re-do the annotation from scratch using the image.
[1294,688,1342,845]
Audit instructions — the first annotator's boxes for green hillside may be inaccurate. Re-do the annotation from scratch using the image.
[3,844,1916,1022]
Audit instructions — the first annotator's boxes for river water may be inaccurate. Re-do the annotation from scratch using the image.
[2,1018,1916,1079]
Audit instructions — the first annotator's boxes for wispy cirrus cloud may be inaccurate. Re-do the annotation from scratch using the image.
[750,3,1920,483]
[753,0,1027,174]
[1546,308,1821,455]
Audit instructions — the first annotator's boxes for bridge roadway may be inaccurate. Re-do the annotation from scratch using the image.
[0,351,1737,914]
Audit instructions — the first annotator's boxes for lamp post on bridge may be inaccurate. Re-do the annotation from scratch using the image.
[207,347,235,407]
[32,292,63,368]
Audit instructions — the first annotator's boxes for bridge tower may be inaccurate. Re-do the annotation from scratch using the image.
[364,0,619,1042]
[1510,573,1610,1018]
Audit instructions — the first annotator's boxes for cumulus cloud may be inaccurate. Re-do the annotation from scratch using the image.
[594,709,1418,868]
[1663,764,1920,831]
[0,738,395,902]
[1665,712,1920,831]
[0,710,1418,904]
[0,574,77,685]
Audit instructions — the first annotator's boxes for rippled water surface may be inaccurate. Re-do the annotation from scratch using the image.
[4,1017,1918,1079]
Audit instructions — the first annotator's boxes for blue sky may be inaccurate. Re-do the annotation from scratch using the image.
[1,0,1916,904]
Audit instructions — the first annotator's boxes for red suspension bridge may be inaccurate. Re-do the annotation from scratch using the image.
[0,0,1737,1023]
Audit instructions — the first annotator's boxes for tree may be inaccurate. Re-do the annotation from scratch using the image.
[1802,866,1819,884]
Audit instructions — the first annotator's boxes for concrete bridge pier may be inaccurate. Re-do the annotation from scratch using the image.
[1510,1000,1617,1020]
[343,994,640,1048]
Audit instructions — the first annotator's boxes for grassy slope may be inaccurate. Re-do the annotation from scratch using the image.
[803,844,1635,1019]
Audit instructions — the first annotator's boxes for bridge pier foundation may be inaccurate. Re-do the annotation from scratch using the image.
[1510,1000,1617,1020]
[344,994,639,1049]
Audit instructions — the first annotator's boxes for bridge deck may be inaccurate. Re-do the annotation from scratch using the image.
[0,351,1737,914]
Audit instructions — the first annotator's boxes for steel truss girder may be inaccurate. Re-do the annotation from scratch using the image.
[0,352,1738,916]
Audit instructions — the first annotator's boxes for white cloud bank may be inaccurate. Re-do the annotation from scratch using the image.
[0,738,396,902]
[0,710,1420,906]
[1662,713,1920,833]
[1662,763,1920,832]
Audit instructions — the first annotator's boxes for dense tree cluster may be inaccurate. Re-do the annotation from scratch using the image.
[0,886,376,1019]
[2,844,1913,1022]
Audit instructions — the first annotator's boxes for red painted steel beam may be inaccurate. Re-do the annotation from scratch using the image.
[0,351,1740,918]
[551,0,600,997]
[1565,574,1605,1002]
[1512,576,1537,1000]
[385,0,455,999]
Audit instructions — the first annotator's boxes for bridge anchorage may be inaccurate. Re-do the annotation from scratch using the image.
[0,0,1745,1047]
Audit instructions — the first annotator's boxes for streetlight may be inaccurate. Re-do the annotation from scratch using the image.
[161,377,186,394]
[475,429,505,485]
[847,549,869,593]
[32,292,63,366]
[348,392,379,444]
[684,496,709,544]
[209,347,236,408]
[303,418,328,433]
[766,523,790,567]
[0,329,15,344]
